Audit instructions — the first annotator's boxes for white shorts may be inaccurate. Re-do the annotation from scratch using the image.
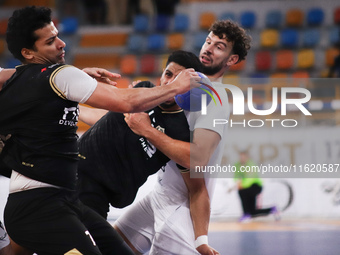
[0,220,10,250]
[114,191,199,255]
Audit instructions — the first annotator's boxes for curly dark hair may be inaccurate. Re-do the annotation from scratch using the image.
[209,20,251,63]
[6,6,52,62]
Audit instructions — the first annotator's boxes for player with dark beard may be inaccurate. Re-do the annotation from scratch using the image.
[77,50,203,219]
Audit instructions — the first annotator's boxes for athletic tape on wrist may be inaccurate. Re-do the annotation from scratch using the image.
[195,235,208,248]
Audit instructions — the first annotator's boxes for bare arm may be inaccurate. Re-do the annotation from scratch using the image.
[2,67,200,114]
[124,111,220,169]
[0,68,15,90]
[78,105,108,126]
[182,173,219,255]
[84,69,200,113]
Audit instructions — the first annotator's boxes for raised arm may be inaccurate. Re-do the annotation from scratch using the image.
[124,112,220,169]
[85,68,200,113]
[0,68,15,90]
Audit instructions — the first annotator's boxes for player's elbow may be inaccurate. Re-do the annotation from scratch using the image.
[193,157,210,169]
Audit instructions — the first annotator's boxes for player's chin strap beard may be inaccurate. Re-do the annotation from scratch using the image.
[201,63,222,76]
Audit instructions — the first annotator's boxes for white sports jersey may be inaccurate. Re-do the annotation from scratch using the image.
[115,82,230,254]
[155,82,230,201]
[54,66,97,103]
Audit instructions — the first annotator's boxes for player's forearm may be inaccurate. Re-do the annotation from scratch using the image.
[189,129,222,168]
[86,81,181,113]
[78,105,108,126]
[142,127,218,170]
[182,172,215,254]
[189,187,211,238]
[86,70,198,113]
[0,68,15,90]
[142,127,191,169]
[119,85,180,113]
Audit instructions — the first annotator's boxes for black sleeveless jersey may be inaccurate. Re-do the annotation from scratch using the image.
[0,63,80,190]
[78,107,189,208]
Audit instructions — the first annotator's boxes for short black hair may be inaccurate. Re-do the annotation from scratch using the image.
[134,81,155,88]
[6,6,52,61]
[166,50,203,72]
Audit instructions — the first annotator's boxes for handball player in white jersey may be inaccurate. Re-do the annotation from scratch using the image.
[114,20,251,255]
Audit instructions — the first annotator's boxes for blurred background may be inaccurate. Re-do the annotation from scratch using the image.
[0,0,339,130]
[0,0,340,223]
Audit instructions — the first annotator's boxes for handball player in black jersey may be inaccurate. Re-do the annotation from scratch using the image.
[0,67,120,255]
[0,6,200,255]
[78,50,203,219]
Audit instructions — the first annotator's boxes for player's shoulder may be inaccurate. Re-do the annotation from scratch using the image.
[47,63,76,72]
[49,64,86,81]
[22,63,70,77]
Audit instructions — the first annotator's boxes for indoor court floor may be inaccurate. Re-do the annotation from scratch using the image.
[207,219,340,255]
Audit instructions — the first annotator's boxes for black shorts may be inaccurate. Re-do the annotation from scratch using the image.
[4,188,133,255]
[78,173,111,220]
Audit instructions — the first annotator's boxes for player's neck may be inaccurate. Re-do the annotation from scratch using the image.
[206,74,222,83]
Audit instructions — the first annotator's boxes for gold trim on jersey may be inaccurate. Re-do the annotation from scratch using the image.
[161,109,183,114]
[49,65,72,100]
[78,154,86,159]
[155,125,165,133]
[22,161,34,167]
[180,168,190,173]
[64,248,83,255]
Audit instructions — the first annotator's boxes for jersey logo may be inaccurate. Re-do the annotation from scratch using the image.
[155,125,165,133]
[59,107,79,127]
[139,137,156,158]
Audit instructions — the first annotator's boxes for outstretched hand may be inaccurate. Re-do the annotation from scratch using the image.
[173,68,201,94]
[82,67,121,86]
[197,244,220,255]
